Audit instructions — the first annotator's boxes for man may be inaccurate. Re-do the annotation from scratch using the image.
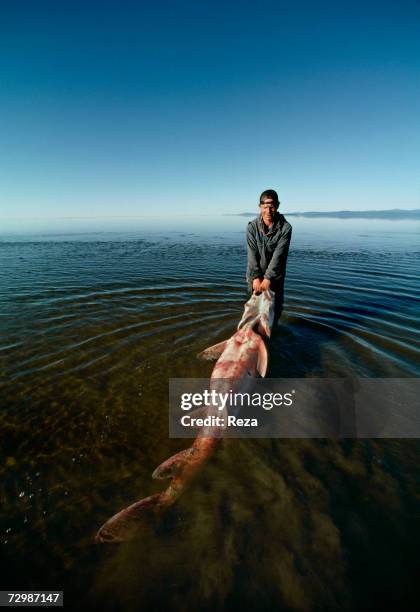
[246,189,292,321]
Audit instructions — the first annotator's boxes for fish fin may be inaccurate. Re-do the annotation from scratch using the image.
[152,447,193,480]
[197,340,228,361]
[257,337,268,377]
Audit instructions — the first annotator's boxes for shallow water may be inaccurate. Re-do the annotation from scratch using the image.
[0,216,419,610]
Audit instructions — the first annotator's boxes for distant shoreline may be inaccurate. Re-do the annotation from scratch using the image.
[1,209,419,222]
[229,209,420,220]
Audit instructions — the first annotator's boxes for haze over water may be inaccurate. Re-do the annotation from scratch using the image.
[0,215,419,610]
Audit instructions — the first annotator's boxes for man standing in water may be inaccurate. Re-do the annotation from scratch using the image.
[246,189,292,321]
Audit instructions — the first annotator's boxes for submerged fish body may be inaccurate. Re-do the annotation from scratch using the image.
[95,289,275,543]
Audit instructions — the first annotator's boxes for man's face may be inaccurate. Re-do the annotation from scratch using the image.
[259,198,278,225]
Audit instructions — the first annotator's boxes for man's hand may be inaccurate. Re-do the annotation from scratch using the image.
[260,278,271,292]
[252,278,262,293]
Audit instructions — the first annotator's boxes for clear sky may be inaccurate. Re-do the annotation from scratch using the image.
[0,0,419,217]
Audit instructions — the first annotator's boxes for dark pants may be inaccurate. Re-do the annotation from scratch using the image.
[246,278,284,322]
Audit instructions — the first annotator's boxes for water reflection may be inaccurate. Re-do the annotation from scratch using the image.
[0,217,419,610]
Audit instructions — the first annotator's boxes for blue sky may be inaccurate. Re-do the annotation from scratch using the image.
[0,0,419,217]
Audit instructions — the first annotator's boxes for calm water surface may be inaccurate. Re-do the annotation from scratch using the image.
[0,216,419,611]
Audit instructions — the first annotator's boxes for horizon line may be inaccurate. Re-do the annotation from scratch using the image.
[1,207,420,221]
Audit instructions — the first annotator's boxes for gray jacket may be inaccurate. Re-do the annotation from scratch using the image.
[246,213,292,283]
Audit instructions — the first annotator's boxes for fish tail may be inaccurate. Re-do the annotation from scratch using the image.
[95,436,220,544]
[95,490,171,544]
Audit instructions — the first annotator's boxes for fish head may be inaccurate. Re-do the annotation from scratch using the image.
[238,289,275,337]
[257,289,275,338]
[237,292,260,330]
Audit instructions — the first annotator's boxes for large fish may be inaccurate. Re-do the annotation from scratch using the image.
[95,289,276,543]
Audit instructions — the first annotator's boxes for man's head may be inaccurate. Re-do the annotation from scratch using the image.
[259,189,279,226]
